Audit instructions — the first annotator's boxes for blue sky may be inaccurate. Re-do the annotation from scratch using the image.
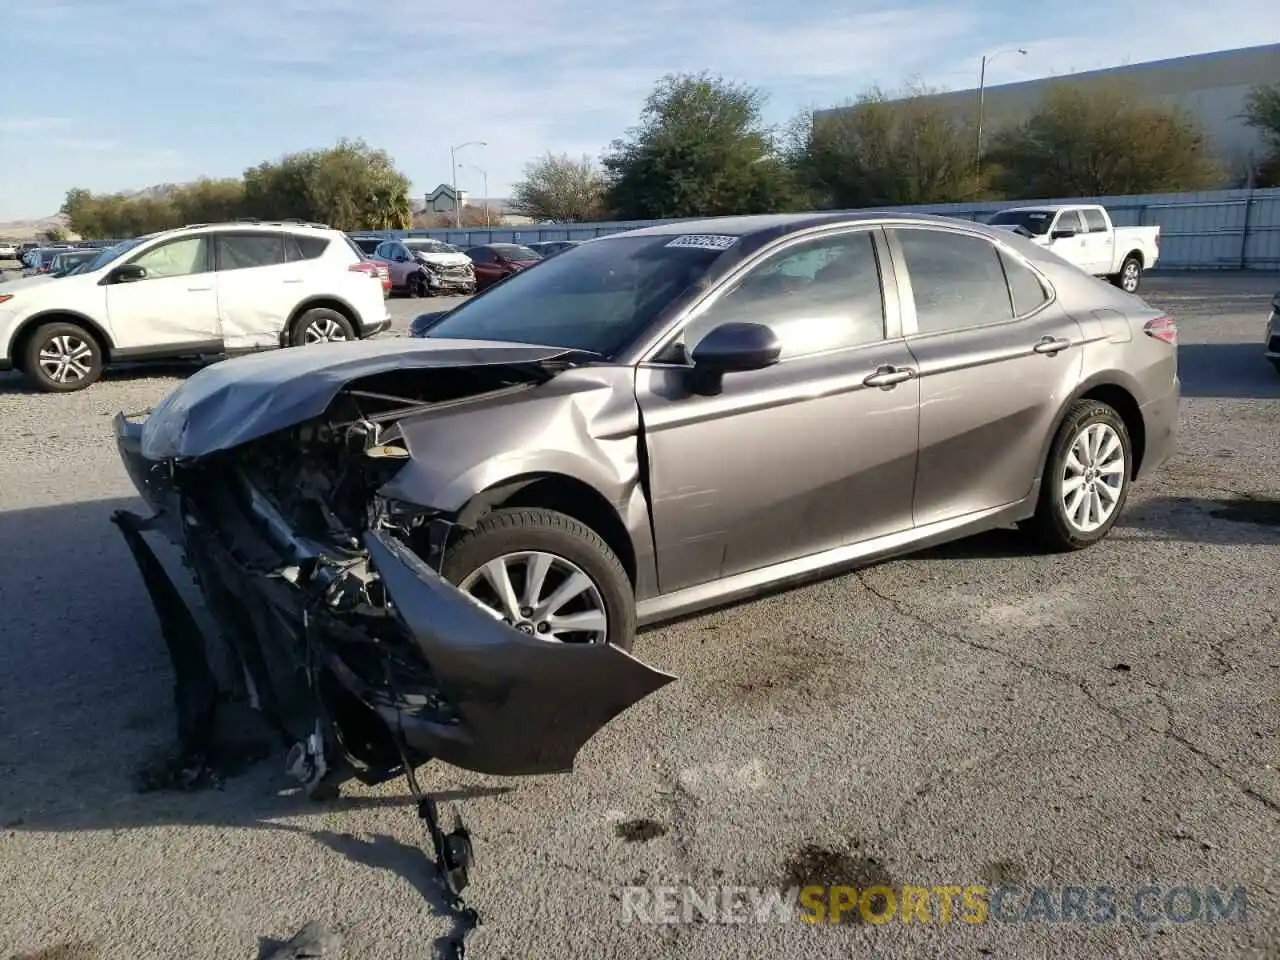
[2,0,1278,219]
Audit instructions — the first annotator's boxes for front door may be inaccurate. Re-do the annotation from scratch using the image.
[635,227,921,595]
[887,226,1084,527]
[1045,209,1090,270]
[105,235,220,351]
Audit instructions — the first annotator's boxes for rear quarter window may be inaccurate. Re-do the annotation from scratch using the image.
[286,233,331,261]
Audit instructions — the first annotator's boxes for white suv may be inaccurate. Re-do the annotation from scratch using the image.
[0,220,391,392]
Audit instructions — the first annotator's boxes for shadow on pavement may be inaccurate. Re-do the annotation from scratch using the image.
[0,361,203,394]
[1177,342,1280,399]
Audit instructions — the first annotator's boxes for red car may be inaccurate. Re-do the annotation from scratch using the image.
[465,243,542,291]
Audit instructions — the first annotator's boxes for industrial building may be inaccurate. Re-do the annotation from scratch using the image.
[817,43,1280,177]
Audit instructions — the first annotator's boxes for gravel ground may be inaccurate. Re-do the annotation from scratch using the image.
[1,276,1278,960]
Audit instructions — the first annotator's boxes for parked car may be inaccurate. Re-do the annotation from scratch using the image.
[465,243,542,291]
[1264,291,1280,375]
[17,241,40,265]
[21,247,68,277]
[527,240,581,258]
[47,249,99,277]
[0,242,17,260]
[372,238,476,297]
[987,204,1160,293]
[109,211,1177,786]
[0,221,391,392]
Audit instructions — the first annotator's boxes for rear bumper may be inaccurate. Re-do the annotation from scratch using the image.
[1138,382,1179,478]
[360,316,391,338]
[112,412,674,778]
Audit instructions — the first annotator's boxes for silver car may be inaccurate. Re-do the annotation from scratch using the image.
[113,211,1178,790]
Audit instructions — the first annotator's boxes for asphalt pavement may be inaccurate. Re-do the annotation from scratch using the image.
[0,276,1277,959]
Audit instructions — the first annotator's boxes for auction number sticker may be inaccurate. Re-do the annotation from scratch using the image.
[666,234,739,250]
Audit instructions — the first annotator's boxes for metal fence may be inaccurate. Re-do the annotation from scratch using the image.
[361,185,1280,271]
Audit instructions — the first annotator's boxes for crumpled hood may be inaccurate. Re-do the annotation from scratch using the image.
[414,251,472,268]
[138,337,572,461]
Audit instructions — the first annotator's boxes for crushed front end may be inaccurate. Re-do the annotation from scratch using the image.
[112,369,674,796]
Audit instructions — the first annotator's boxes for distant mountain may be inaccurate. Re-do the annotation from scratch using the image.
[0,212,73,242]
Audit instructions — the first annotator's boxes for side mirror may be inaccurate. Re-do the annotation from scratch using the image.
[686,322,781,395]
[110,263,147,284]
[1050,227,1077,240]
[409,310,451,338]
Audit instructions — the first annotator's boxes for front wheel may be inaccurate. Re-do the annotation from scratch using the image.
[1023,399,1132,552]
[1112,256,1142,293]
[408,273,428,298]
[439,508,636,651]
[22,321,104,392]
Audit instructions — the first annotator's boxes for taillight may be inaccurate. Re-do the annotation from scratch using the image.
[1143,316,1176,344]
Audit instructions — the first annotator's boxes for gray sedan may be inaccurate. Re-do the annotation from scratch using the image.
[112,211,1178,790]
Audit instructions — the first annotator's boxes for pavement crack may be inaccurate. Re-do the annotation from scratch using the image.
[854,569,1280,819]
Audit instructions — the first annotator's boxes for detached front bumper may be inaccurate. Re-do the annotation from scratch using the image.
[113,412,675,778]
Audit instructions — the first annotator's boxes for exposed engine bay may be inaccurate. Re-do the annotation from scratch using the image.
[112,351,676,958]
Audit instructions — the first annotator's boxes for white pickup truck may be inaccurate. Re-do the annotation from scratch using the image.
[987,204,1160,294]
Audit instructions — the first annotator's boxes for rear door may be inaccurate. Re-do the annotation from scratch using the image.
[212,231,293,350]
[635,226,921,593]
[888,226,1084,526]
[468,247,504,288]
[104,235,220,351]
[1080,207,1115,275]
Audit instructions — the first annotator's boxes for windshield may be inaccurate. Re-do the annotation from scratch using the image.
[406,240,460,255]
[987,210,1055,235]
[424,234,727,357]
[489,244,541,261]
[84,235,151,272]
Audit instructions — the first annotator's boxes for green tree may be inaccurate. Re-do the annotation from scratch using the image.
[602,72,800,220]
[1241,83,1280,187]
[172,178,248,224]
[984,83,1221,198]
[787,84,986,208]
[40,227,69,242]
[510,153,606,221]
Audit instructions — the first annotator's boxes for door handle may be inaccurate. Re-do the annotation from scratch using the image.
[863,365,915,388]
[283,278,304,284]
[187,286,213,292]
[1033,336,1072,355]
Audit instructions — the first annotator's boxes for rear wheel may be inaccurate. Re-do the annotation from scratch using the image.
[290,308,355,346]
[1112,255,1142,293]
[21,321,104,392]
[439,508,636,651]
[1024,399,1132,552]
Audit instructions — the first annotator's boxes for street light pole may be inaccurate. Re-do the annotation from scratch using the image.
[449,140,487,228]
[976,48,1027,171]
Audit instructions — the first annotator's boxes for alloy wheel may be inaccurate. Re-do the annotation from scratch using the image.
[1061,422,1126,534]
[38,334,94,384]
[1121,261,1140,292]
[303,317,349,344]
[458,551,608,644]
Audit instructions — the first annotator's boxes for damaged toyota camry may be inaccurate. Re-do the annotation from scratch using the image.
[113,212,1178,796]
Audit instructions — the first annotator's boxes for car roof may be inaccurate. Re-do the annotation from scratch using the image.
[997,204,1098,213]
[602,210,1010,241]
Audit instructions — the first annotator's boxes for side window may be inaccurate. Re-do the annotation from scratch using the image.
[469,248,493,264]
[1056,210,1085,234]
[129,237,209,279]
[999,249,1050,317]
[374,242,391,258]
[1081,208,1108,233]
[894,229,1013,334]
[681,231,886,360]
[217,233,285,271]
[285,234,330,261]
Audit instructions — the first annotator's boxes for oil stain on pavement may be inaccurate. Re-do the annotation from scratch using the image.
[779,842,895,925]
[614,818,669,842]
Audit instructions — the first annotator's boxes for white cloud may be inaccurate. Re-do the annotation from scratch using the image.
[2,0,1278,217]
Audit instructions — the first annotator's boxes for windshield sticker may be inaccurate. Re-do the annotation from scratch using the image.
[666,234,739,251]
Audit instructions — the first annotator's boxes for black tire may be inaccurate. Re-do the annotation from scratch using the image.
[439,507,636,651]
[408,272,428,298]
[1023,399,1133,552]
[1111,255,1142,293]
[289,307,356,347]
[21,321,104,392]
